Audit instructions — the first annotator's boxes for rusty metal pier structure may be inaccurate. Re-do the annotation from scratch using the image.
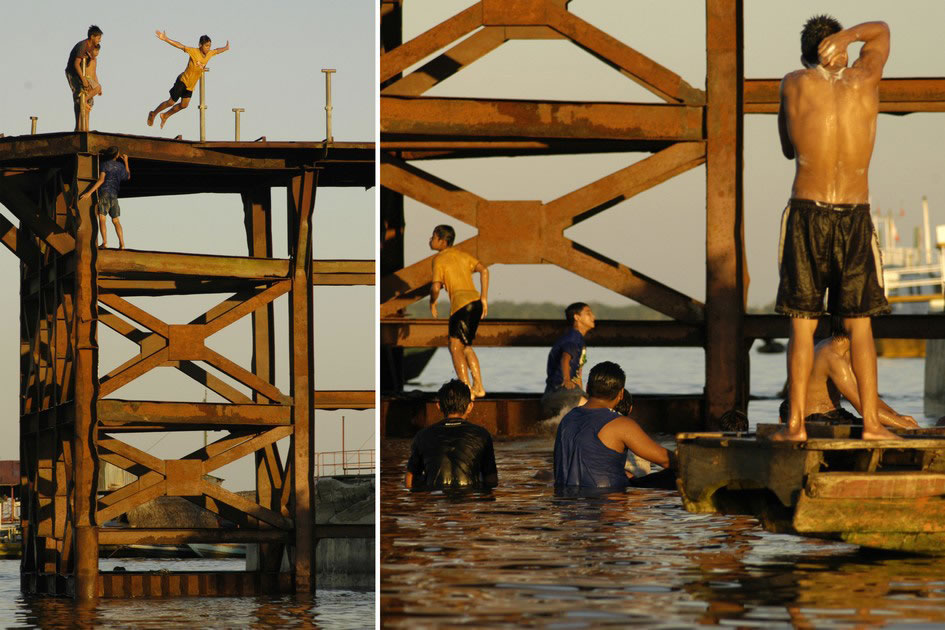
[379,1,945,434]
[0,131,373,598]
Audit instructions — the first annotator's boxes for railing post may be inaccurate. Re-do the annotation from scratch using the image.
[321,69,335,143]
[78,58,89,132]
[199,68,209,142]
[29,117,37,135]
[232,108,244,141]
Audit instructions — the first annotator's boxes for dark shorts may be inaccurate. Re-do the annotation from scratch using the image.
[169,77,193,101]
[66,70,84,102]
[448,300,483,345]
[96,193,120,218]
[775,198,890,319]
[540,386,586,419]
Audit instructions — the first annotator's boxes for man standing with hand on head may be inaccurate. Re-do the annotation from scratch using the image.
[774,16,895,441]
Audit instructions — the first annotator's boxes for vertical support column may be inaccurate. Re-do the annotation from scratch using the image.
[704,0,748,427]
[72,153,99,600]
[287,171,316,592]
[380,186,405,391]
[242,188,283,575]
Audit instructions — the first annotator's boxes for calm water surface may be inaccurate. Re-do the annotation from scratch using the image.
[0,559,374,629]
[381,347,945,627]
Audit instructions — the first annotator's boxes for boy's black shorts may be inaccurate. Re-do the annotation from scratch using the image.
[448,300,483,346]
[169,76,194,101]
[775,198,890,319]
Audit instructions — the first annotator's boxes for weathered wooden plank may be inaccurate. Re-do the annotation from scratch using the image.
[794,494,945,533]
[806,472,945,499]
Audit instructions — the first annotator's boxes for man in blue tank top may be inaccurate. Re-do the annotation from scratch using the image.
[554,361,673,490]
[405,380,498,490]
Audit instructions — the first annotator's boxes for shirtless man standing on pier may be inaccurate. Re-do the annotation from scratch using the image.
[774,16,896,441]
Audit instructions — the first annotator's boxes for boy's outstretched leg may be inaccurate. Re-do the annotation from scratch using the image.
[160,98,190,129]
[148,98,176,126]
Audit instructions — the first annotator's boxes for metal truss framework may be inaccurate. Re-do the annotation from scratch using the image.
[379,0,945,429]
[0,133,374,598]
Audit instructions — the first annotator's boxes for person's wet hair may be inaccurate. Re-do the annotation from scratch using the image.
[586,361,625,400]
[199,35,211,46]
[614,388,633,416]
[437,379,471,416]
[565,302,588,326]
[88,25,103,38]
[433,224,455,247]
[830,314,849,340]
[101,146,119,161]
[801,14,842,67]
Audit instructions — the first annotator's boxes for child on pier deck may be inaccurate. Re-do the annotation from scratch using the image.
[148,31,230,129]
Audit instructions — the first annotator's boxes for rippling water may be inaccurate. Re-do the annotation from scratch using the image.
[382,347,945,626]
[0,559,374,629]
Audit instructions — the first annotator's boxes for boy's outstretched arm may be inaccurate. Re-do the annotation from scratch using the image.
[214,40,230,54]
[155,30,186,50]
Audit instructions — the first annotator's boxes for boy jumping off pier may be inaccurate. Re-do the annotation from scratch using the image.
[774,16,895,441]
[147,30,230,129]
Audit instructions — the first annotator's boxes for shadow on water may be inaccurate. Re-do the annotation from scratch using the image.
[382,437,945,628]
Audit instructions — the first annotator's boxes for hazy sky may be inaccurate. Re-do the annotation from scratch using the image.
[398,0,945,309]
[0,2,376,489]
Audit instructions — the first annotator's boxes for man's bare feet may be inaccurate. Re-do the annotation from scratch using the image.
[147,111,156,126]
[472,388,486,399]
[769,428,807,442]
[862,425,899,440]
[160,112,170,129]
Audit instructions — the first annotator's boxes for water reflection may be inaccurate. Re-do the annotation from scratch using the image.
[382,437,945,627]
[0,559,373,629]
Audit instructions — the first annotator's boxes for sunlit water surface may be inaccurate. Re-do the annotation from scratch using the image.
[382,347,945,627]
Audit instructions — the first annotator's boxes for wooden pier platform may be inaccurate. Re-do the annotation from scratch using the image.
[677,424,945,554]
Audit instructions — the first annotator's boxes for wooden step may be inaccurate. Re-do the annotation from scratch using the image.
[806,471,945,499]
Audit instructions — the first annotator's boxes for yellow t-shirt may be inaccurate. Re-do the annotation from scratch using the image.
[432,248,481,314]
[178,47,219,90]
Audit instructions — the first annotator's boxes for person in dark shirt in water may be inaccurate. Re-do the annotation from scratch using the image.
[554,361,673,490]
[405,380,498,489]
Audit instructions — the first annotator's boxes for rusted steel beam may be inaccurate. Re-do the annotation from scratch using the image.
[383,27,507,97]
[202,481,293,530]
[379,237,479,316]
[543,240,705,323]
[313,524,375,539]
[97,249,289,280]
[0,175,76,255]
[745,78,945,114]
[172,360,254,404]
[98,570,293,598]
[97,400,290,427]
[381,154,482,225]
[99,528,291,545]
[0,214,20,257]
[381,318,703,347]
[380,2,483,83]
[313,390,376,409]
[312,260,375,286]
[203,426,294,473]
[744,314,945,340]
[382,96,704,141]
[543,141,706,230]
[382,393,704,437]
[72,153,99,601]
[543,2,704,105]
[287,171,316,592]
[96,278,254,295]
[704,0,747,427]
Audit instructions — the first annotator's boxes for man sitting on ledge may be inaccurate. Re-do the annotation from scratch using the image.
[779,319,918,430]
[405,380,498,490]
[554,361,674,490]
